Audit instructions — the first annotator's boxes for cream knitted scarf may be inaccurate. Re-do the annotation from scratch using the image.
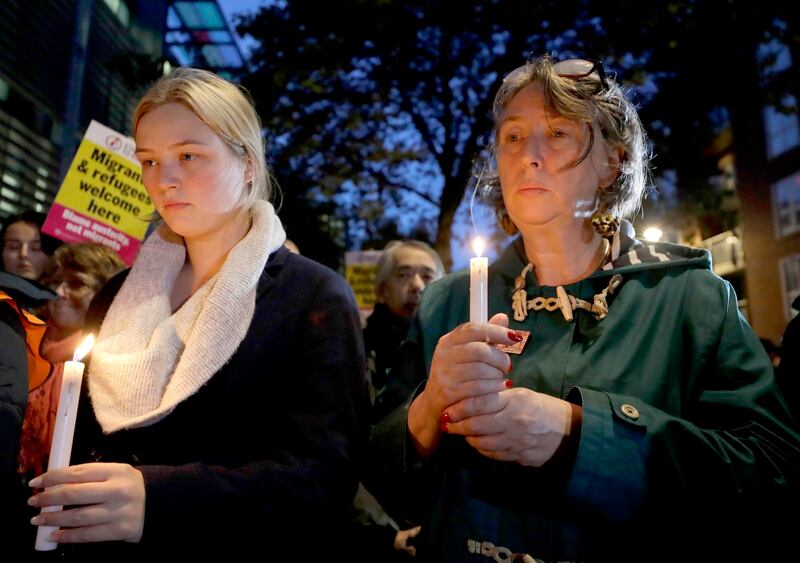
[88,200,285,433]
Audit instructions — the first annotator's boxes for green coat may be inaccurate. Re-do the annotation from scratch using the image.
[372,233,800,562]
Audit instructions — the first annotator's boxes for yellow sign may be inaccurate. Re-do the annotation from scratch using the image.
[345,250,382,312]
[56,140,151,233]
[42,120,153,265]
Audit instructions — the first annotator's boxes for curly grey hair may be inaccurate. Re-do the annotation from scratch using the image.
[478,55,652,229]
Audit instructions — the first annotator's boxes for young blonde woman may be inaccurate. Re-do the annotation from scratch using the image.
[27,68,365,558]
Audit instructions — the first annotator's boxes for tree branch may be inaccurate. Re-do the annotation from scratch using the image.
[377,169,440,207]
[398,94,441,160]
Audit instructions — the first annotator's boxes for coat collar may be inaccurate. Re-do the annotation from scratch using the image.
[257,245,291,299]
[0,271,56,307]
[492,220,711,290]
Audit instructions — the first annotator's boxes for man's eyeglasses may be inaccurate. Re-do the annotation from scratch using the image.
[553,58,609,92]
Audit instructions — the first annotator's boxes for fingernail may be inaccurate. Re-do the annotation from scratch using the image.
[28,476,41,488]
[439,422,449,433]
[505,379,514,388]
[508,331,523,342]
[30,515,43,526]
[27,495,38,506]
[439,412,451,424]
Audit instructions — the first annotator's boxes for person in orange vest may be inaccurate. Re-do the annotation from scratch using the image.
[0,270,54,544]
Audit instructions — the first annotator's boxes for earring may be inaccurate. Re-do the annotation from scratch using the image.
[591,211,620,238]
[591,185,619,238]
[498,208,518,236]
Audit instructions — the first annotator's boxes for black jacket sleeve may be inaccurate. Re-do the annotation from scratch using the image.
[0,303,27,480]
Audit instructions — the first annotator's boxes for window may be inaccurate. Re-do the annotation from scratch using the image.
[759,39,798,159]
[102,0,130,28]
[773,172,800,238]
[758,38,792,77]
[764,94,800,159]
[703,230,744,276]
[780,254,800,321]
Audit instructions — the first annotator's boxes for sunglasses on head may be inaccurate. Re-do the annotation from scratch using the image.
[553,58,609,92]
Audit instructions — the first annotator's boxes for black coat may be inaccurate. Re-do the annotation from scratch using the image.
[1,272,55,548]
[0,273,35,481]
[363,303,410,422]
[66,246,367,558]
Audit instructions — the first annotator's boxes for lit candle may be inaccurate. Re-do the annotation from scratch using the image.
[35,334,94,551]
[470,237,488,324]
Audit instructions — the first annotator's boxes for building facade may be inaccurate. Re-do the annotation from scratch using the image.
[738,40,800,343]
[0,0,168,219]
[0,0,246,223]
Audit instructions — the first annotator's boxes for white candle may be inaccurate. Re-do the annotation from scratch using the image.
[470,237,488,324]
[35,335,94,551]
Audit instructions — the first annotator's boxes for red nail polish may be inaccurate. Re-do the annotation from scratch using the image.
[440,422,449,433]
[508,331,524,342]
[505,379,514,388]
[439,412,451,424]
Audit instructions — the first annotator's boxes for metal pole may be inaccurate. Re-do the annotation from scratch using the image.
[58,0,93,182]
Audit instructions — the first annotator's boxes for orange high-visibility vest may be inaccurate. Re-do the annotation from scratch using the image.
[0,290,53,390]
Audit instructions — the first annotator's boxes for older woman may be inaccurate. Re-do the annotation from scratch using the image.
[373,55,799,561]
[18,243,124,481]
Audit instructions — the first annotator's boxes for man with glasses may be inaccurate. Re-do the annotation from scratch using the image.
[351,240,444,561]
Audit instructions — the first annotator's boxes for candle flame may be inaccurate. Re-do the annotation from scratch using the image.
[73,334,95,362]
[472,236,485,257]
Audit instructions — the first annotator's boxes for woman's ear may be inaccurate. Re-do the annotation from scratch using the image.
[601,145,624,187]
[244,158,254,186]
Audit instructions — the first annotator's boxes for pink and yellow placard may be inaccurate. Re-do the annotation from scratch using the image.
[42,120,153,265]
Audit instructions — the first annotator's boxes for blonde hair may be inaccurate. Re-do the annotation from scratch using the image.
[479,55,652,223]
[41,243,125,289]
[133,67,272,210]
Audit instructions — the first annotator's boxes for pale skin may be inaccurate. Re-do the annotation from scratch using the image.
[408,82,620,466]
[29,102,253,543]
[395,525,422,556]
[378,245,440,320]
[2,221,49,280]
[46,268,100,340]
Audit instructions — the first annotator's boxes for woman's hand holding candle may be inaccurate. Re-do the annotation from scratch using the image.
[33,335,93,550]
[29,462,146,543]
[407,313,519,459]
[407,311,573,468]
[30,334,146,545]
